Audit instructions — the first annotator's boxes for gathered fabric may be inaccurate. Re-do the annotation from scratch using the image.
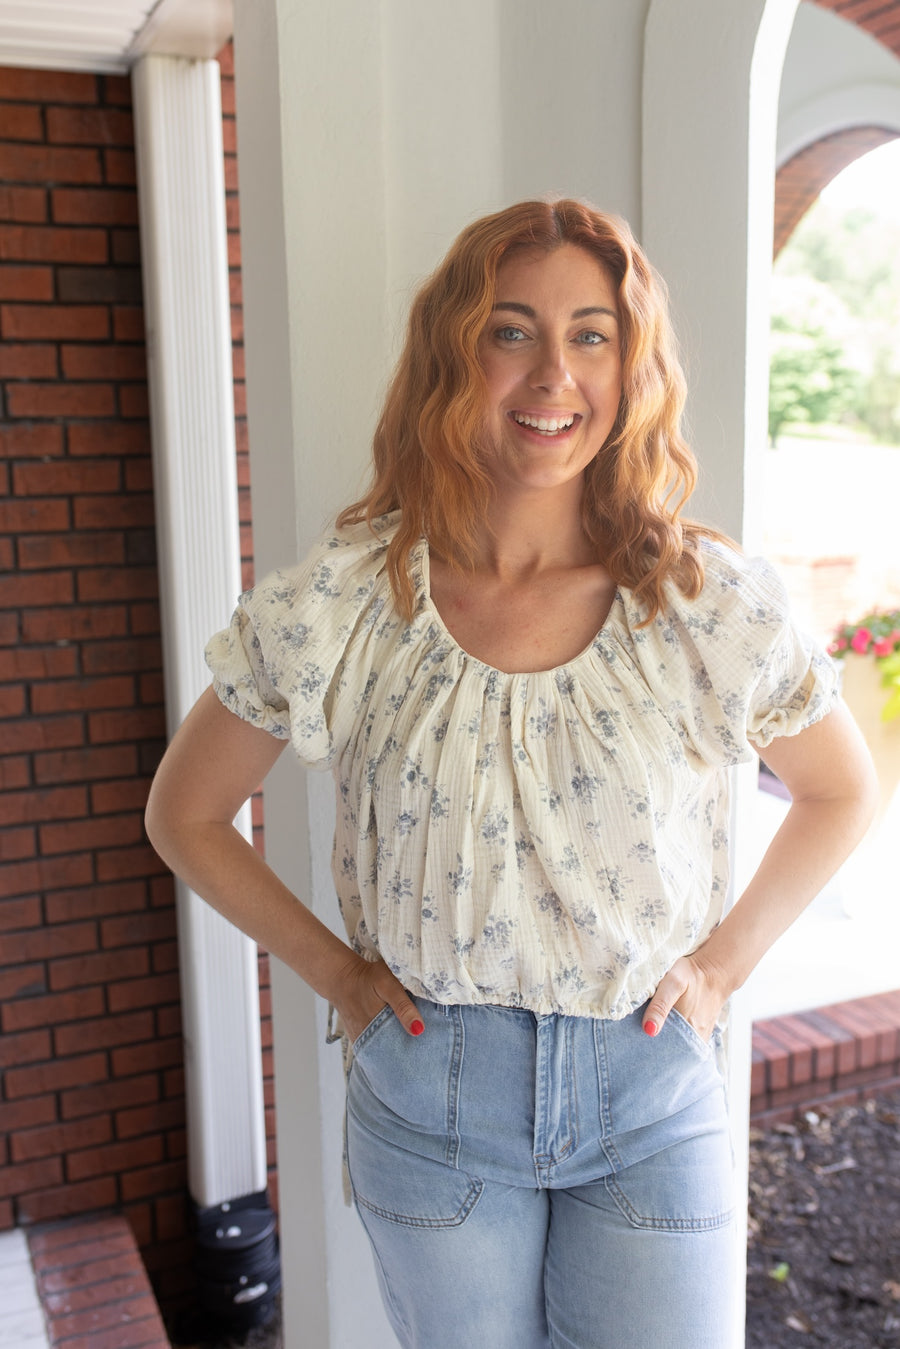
[205,512,837,1021]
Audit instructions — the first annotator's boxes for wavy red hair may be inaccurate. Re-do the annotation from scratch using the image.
[338,198,722,620]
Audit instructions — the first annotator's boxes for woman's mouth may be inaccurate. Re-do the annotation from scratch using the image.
[511,412,578,436]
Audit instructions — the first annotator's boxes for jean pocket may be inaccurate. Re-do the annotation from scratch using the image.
[349,1127,484,1229]
[667,1008,714,1058]
[351,1003,393,1054]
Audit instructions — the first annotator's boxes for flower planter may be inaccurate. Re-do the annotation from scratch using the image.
[838,653,900,819]
[836,652,900,914]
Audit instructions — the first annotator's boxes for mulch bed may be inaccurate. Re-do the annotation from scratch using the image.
[170,1302,282,1348]
[747,1086,900,1347]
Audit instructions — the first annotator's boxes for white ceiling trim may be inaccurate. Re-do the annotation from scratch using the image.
[0,0,233,75]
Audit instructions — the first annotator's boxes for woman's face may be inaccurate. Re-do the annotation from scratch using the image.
[476,243,623,499]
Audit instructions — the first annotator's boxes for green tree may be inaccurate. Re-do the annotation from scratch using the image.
[774,201,900,444]
[768,275,862,445]
[779,206,898,323]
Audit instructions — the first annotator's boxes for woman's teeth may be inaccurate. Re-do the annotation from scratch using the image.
[513,413,575,434]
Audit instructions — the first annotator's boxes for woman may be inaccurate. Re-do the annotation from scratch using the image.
[146,199,877,1348]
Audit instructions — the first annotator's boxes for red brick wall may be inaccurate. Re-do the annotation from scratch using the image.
[0,47,273,1311]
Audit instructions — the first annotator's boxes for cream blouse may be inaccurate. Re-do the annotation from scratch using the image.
[205,513,838,1020]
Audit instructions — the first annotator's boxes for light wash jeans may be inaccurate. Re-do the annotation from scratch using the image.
[346,998,736,1349]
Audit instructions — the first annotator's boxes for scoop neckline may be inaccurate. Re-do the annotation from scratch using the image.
[412,538,623,679]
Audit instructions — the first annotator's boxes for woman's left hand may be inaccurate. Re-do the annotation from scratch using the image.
[641,952,729,1043]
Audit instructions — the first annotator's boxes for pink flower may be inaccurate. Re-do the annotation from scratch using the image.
[873,637,894,657]
[851,628,872,654]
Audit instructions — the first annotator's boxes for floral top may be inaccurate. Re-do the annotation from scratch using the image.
[205,513,837,1020]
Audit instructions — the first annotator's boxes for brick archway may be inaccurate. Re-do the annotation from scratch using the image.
[774,124,899,255]
[775,1,900,254]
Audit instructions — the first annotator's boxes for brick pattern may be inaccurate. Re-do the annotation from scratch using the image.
[28,1214,170,1348]
[0,64,178,1260]
[773,125,899,256]
[219,43,253,599]
[0,46,274,1313]
[751,990,900,1126]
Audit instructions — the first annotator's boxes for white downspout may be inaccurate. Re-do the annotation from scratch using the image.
[131,53,268,1213]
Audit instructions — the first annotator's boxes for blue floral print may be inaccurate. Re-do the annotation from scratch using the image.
[205,513,838,1020]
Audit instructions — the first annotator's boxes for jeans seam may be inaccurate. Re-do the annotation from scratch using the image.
[593,1017,615,1142]
[445,1004,464,1168]
[355,1177,484,1228]
[604,1175,735,1231]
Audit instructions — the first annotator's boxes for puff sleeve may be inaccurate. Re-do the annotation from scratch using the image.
[621,542,839,767]
[204,517,396,770]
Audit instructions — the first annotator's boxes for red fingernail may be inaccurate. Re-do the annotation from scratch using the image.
[644,1019,658,1037]
[410,1019,424,1036]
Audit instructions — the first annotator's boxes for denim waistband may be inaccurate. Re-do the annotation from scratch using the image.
[348,998,729,1194]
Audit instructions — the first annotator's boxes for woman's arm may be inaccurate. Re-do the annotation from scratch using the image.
[643,699,879,1039]
[144,686,424,1041]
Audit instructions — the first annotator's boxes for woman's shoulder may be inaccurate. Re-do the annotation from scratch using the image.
[248,511,402,612]
[685,538,796,641]
[694,536,785,601]
[617,537,794,659]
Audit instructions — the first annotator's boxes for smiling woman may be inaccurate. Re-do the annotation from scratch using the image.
[146,198,877,1349]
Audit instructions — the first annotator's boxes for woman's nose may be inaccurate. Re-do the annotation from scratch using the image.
[528,343,575,393]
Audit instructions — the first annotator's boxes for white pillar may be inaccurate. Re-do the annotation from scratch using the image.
[230,4,392,1343]
[642,0,799,543]
[132,53,268,1208]
[643,4,800,1345]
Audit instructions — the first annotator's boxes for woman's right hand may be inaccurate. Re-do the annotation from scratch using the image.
[331,952,424,1044]
[145,689,426,1041]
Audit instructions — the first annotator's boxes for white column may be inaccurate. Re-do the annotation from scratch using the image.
[642,0,798,542]
[643,5,800,1345]
[230,4,391,1344]
[132,54,267,1208]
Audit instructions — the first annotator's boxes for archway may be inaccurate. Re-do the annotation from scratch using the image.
[751,3,900,1019]
[774,125,900,254]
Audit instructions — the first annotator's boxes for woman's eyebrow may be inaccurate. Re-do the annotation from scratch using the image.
[491,301,618,321]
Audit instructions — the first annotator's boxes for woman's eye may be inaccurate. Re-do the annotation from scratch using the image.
[576,330,607,346]
[495,326,526,342]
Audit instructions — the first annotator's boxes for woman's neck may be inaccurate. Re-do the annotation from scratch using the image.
[467,482,597,581]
